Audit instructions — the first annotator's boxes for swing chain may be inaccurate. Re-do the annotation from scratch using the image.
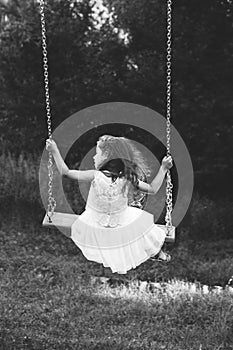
[39,0,56,222]
[165,0,173,233]
[38,0,173,229]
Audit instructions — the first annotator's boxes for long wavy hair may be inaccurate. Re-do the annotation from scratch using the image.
[97,135,151,197]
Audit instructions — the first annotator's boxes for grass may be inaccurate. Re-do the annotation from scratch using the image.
[1,230,233,350]
[1,151,233,348]
[0,205,233,349]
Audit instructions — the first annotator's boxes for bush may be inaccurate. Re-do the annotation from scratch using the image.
[186,194,233,241]
[0,151,39,202]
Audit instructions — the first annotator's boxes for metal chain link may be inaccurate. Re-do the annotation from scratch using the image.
[165,0,173,233]
[39,0,56,222]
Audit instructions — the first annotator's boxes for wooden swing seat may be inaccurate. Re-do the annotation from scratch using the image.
[42,212,78,238]
[42,212,175,242]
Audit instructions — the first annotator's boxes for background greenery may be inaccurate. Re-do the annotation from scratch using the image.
[0,0,233,349]
[0,0,233,198]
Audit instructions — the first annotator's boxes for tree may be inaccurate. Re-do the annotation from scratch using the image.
[1,0,233,195]
[103,0,233,174]
[0,0,127,153]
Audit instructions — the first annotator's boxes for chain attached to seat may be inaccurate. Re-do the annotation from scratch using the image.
[165,0,174,236]
[39,0,174,232]
[39,0,56,222]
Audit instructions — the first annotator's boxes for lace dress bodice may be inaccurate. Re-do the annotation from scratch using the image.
[85,170,129,227]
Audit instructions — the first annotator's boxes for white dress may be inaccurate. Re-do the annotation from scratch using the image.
[71,170,165,274]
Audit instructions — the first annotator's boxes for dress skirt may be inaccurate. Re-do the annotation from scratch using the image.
[71,205,166,274]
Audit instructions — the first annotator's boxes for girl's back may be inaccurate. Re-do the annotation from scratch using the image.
[83,170,133,229]
[86,170,129,214]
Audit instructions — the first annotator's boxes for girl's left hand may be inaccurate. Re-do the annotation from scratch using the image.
[161,155,173,171]
[45,139,58,154]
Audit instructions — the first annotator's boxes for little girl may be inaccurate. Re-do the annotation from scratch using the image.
[46,134,173,274]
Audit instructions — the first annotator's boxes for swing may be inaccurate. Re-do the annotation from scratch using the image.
[40,0,175,243]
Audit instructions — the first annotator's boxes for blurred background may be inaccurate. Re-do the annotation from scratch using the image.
[0,0,232,195]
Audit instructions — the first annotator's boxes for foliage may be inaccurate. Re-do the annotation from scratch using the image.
[183,194,233,241]
[0,0,232,186]
[0,150,39,202]
[103,0,233,172]
[0,0,127,152]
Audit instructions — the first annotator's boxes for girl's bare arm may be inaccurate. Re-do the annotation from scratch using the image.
[46,139,95,182]
[137,166,167,194]
[137,156,173,194]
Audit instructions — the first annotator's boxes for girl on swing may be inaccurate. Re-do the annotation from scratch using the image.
[46,134,173,274]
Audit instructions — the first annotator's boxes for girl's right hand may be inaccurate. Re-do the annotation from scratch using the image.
[45,139,58,154]
[161,155,173,171]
